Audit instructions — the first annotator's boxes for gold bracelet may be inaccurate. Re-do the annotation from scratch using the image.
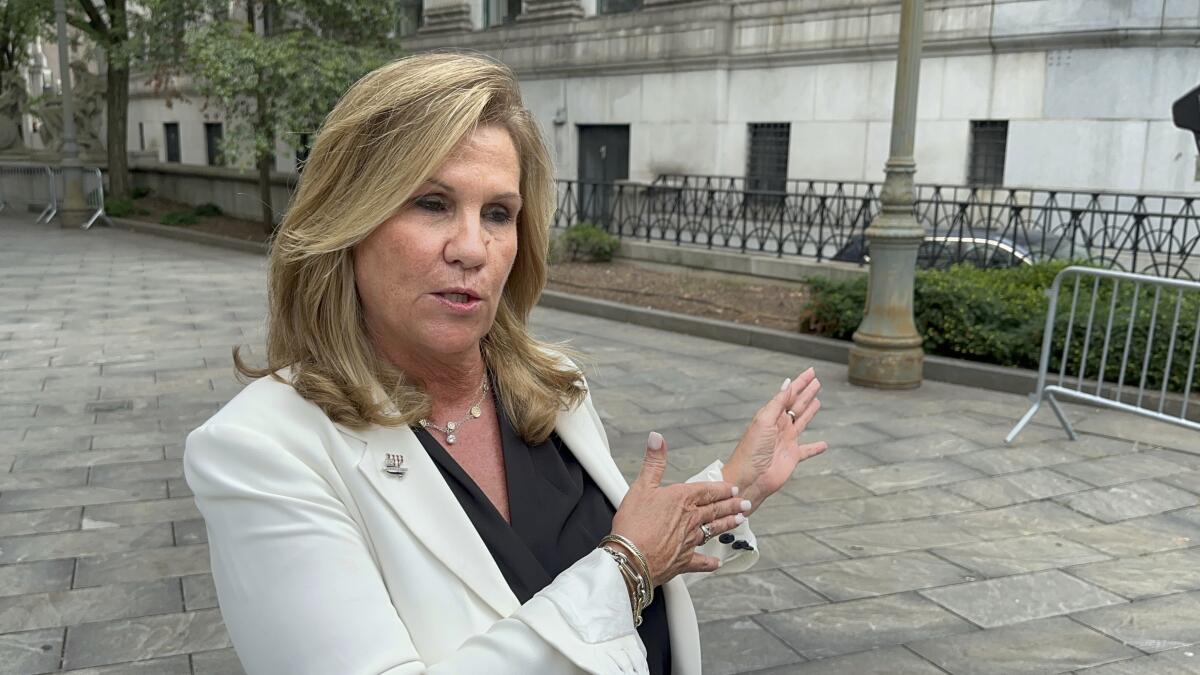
[600,534,654,605]
[600,545,647,626]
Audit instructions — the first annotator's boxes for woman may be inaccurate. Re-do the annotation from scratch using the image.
[183,52,827,675]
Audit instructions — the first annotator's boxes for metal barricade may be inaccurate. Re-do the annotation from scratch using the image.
[0,164,58,223]
[50,166,110,230]
[1007,266,1200,442]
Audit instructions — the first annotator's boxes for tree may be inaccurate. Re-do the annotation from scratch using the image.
[181,0,397,232]
[64,0,135,198]
[0,0,53,143]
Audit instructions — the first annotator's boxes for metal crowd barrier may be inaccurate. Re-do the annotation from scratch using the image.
[0,164,58,223]
[50,166,110,230]
[1007,266,1200,443]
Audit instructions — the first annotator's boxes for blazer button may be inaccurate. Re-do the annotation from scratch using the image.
[732,539,754,551]
[718,533,736,545]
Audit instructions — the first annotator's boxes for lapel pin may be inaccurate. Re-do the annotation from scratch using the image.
[383,453,408,478]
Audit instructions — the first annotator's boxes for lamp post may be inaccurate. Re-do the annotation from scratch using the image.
[53,0,90,228]
[847,0,926,389]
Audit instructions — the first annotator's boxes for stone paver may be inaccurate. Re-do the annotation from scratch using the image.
[1073,591,1200,653]
[908,616,1139,675]
[4,216,1200,673]
[919,570,1126,627]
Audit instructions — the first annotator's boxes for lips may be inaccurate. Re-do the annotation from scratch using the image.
[433,288,481,302]
[431,288,483,313]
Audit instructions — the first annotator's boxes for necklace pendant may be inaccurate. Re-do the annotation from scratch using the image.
[446,421,456,432]
[470,405,481,418]
[446,433,457,445]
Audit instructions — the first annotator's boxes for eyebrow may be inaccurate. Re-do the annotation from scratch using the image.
[424,179,522,203]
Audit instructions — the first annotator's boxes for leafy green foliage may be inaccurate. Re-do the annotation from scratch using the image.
[914,262,1065,367]
[802,261,1199,392]
[1048,275,1200,393]
[105,197,135,217]
[194,202,222,217]
[0,0,52,75]
[131,185,152,199]
[800,275,867,339]
[161,210,199,226]
[555,223,621,262]
[179,2,397,169]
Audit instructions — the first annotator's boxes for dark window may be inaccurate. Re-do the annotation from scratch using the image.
[205,122,224,166]
[599,0,641,14]
[576,125,630,227]
[138,122,144,151]
[968,120,1008,187]
[395,0,422,36]
[746,122,790,210]
[296,133,312,172]
[506,0,522,21]
[163,122,181,163]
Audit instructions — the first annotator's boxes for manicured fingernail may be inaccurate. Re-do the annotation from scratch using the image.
[740,499,752,512]
[804,367,815,377]
[731,485,739,497]
[647,432,663,450]
[780,378,791,391]
[735,513,746,525]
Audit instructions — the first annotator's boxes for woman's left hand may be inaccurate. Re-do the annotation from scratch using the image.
[722,367,827,515]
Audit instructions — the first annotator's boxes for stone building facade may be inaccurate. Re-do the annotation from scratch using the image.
[405,0,1200,194]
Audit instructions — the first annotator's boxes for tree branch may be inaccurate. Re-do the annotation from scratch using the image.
[75,0,109,36]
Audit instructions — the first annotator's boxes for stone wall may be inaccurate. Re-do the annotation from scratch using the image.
[130,162,298,224]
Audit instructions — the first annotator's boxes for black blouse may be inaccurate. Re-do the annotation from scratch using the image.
[412,395,671,674]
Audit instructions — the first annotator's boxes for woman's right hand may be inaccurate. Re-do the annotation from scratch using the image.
[608,431,752,588]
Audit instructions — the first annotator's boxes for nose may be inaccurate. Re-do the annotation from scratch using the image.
[443,210,487,270]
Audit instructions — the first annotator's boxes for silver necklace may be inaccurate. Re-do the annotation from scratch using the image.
[418,376,489,445]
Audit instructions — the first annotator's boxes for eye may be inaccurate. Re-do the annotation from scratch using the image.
[485,207,514,225]
[414,195,448,213]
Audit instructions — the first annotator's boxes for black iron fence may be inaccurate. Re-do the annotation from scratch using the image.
[550,174,1200,279]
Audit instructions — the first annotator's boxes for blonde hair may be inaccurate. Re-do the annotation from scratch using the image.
[236,52,585,442]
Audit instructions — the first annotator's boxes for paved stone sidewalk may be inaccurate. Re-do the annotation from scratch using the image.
[2,214,1199,674]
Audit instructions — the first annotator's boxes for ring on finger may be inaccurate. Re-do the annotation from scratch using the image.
[785,409,797,422]
[699,522,715,544]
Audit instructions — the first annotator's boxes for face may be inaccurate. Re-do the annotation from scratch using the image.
[354,125,522,367]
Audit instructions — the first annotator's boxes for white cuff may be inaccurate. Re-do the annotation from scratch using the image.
[682,458,760,583]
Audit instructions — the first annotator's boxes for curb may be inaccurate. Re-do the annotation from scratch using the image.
[103,217,1039,396]
[108,217,271,255]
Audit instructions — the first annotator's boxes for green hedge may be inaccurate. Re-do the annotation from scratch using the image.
[802,262,1199,393]
[161,210,199,226]
[551,223,620,263]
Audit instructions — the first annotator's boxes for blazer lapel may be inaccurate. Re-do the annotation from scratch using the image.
[556,399,705,675]
[553,402,630,509]
[344,422,522,618]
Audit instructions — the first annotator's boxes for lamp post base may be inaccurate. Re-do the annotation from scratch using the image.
[847,340,923,390]
[56,208,92,229]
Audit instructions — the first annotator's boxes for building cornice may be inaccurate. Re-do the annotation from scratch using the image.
[401,0,1200,78]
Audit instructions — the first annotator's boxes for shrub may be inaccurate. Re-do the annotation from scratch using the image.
[194,202,222,217]
[105,197,135,218]
[914,262,1065,368]
[801,260,1198,392]
[130,186,152,199]
[557,222,620,262]
[161,210,198,226]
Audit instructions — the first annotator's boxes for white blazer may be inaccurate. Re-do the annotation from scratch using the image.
[184,370,759,674]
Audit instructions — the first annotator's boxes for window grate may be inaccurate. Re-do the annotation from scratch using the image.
[747,123,790,209]
[968,120,1008,187]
